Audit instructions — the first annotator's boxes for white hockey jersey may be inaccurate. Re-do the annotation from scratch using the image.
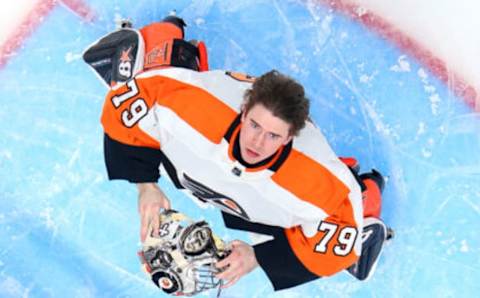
[101,67,363,284]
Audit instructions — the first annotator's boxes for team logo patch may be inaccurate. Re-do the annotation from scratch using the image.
[160,277,173,289]
[181,173,250,220]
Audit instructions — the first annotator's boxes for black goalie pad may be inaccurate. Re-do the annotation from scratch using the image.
[83,28,144,87]
[347,217,390,281]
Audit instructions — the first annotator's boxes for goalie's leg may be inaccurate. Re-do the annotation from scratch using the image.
[360,169,384,218]
[347,217,392,280]
[347,168,394,280]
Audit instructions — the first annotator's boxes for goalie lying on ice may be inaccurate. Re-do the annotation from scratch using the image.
[83,14,393,295]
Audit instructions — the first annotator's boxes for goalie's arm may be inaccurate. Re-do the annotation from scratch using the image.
[103,133,163,183]
[101,73,181,183]
[103,135,171,241]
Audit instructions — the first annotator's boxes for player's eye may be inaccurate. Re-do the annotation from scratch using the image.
[267,132,279,140]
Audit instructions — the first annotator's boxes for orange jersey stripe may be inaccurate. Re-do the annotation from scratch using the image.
[273,149,359,275]
[272,149,350,214]
[285,215,359,276]
[154,77,238,144]
[101,80,160,149]
[102,73,238,147]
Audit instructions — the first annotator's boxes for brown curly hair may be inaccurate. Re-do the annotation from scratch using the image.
[243,70,310,136]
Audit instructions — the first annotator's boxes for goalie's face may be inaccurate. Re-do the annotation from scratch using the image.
[240,104,293,165]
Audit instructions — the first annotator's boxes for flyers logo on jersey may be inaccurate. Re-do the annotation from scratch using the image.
[181,173,250,220]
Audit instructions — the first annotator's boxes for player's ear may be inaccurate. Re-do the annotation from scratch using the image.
[240,102,247,122]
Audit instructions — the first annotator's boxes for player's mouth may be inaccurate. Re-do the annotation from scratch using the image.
[246,148,260,158]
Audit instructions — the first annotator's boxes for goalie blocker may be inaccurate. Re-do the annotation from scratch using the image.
[83,15,209,88]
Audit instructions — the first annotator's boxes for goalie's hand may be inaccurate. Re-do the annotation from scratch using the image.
[215,240,258,288]
[137,183,171,242]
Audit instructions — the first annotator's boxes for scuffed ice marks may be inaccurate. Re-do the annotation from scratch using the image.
[418,68,442,116]
[1,0,479,297]
[0,276,29,298]
[219,38,249,72]
[390,55,411,73]
[305,2,333,58]
[179,0,215,20]
[65,51,82,63]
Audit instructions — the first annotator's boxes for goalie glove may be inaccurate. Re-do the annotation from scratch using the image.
[83,15,209,88]
[138,210,229,296]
